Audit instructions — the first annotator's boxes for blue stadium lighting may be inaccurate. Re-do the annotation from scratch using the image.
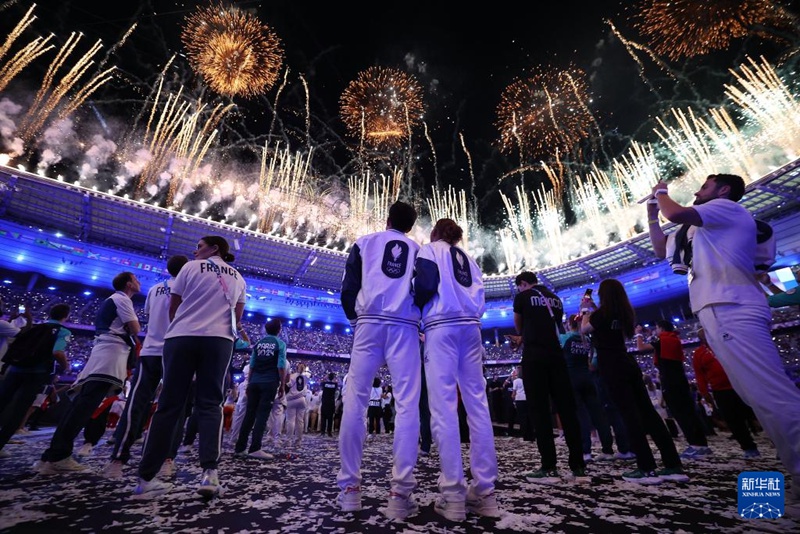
[304,321,311,327]
[288,320,293,325]
[2,279,11,284]
[246,312,253,317]
[55,232,62,238]
[500,311,507,317]
[57,266,65,273]
[345,328,351,334]
[47,286,56,291]
[484,340,490,344]
[324,325,331,331]
[71,362,82,368]
[16,254,24,261]
[83,291,92,296]
[673,317,681,323]
[91,275,98,280]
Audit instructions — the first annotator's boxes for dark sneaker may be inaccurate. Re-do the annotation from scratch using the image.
[655,467,689,482]
[622,469,662,485]
[570,468,592,484]
[523,469,560,485]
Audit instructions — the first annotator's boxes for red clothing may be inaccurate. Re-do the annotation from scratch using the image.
[653,331,683,367]
[692,343,733,396]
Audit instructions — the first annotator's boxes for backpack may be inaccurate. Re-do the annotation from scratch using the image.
[1,323,62,368]
[668,218,776,276]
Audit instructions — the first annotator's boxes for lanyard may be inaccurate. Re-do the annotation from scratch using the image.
[530,287,565,339]
[207,258,238,338]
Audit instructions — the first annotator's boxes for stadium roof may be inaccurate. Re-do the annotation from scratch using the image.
[1,159,799,304]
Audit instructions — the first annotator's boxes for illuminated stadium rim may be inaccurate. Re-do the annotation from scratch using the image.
[0,159,799,323]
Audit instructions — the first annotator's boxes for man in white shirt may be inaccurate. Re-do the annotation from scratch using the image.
[648,174,800,501]
[37,272,141,474]
[104,255,188,478]
[510,366,533,441]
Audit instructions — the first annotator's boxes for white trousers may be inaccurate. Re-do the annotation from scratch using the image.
[228,397,248,445]
[425,324,497,502]
[285,397,307,443]
[698,303,800,480]
[337,323,420,496]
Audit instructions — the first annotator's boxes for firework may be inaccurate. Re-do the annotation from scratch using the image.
[427,185,470,248]
[725,56,800,159]
[632,0,795,60]
[0,4,55,95]
[339,66,425,150]
[134,77,233,203]
[495,67,592,161]
[611,141,661,203]
[344,169,402,240]
[256,144,316,234]
[182,2,284,98]
[500,186,538,271]
[18,33,115,141]
[532,182,566,265]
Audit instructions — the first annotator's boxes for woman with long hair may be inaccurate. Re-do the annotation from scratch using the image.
[581,278,688,485]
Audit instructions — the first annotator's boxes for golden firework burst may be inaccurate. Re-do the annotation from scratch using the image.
[632,0,796,60]
[339,66,425,150]
[495,67,593,160]
[181,2,284,98]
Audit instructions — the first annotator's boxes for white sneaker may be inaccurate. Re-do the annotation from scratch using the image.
[336,486,362,512]
[197,468,220,498]
[248,450,274,460]
[76,443,94,457]
[15,428,30,435]
[132,477,173,500]
[434,497,466,521]
[385,491,418,520]
[466,491,501,517]
[158,458,176,478]
[102,460,125,479]
[35,457,89,474]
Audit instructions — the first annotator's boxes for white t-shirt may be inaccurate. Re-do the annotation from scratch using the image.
[0,319,21,360]
[512,377,526,402]
[140,278,175,356]
[286,371,309,402]
[689,199,767,313]
[165,257,247,340]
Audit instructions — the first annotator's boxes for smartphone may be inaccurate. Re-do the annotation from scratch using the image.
[18,304,26,314]
[583,288,593,299]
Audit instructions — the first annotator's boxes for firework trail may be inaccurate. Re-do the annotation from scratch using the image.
[532,181,565,265]
[423,121,440,191]
[18,33,115,141]
[427,185,470,248]
[725,56,800,159]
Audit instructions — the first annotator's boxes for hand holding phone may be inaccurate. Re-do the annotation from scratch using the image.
[18,304,26,314]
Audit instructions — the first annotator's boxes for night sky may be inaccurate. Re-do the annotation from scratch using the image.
[2,0,795,229]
